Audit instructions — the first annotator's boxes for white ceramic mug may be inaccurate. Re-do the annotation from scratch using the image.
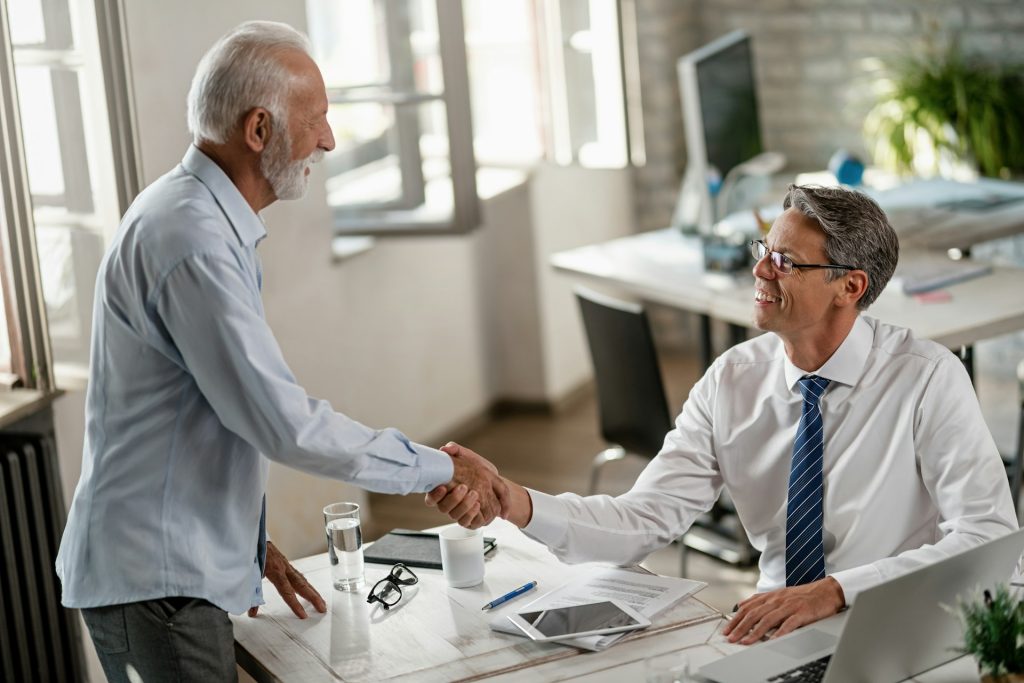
[438,525,485,588]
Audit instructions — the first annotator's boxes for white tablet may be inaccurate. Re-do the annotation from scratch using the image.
[506,599,651,642]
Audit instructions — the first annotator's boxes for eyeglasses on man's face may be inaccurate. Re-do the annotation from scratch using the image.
[366,562,419,610]
[749,240,856,276]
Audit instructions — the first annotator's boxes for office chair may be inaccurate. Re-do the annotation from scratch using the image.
[575,287,757,574]
[575,288,672,495]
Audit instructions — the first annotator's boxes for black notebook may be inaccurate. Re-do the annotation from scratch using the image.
[364,529,497,569]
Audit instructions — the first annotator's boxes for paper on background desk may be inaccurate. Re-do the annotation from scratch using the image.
[489,567,705,651]
[887,251,992,295]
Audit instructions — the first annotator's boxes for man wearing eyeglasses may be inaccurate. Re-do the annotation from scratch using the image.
[429,184,1016,645]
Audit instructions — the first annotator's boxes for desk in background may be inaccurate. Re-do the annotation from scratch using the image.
[551,228,1024,367]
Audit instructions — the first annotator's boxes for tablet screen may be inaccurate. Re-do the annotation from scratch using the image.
[517,601,641,638]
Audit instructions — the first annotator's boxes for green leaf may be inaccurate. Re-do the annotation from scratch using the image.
[863,42,1024,178]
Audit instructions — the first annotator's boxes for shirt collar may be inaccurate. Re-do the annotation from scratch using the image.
[181,145,268,247]
[781,315,872,391]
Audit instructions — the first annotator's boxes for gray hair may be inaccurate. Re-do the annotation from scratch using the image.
[783,184,899,310]
[187,21,312,145]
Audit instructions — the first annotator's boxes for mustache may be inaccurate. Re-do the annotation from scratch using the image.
[305,149,325,165]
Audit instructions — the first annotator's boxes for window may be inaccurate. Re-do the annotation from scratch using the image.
[307,0,479,236]
[535,0,637,168]
[306,0,642,238]
[0,0,136,388]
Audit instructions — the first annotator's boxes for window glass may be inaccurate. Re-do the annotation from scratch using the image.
[7,0,45,45]
[463,0,542,165]
[309,0,475,233]
[557,0,627,168]
[328,100,455,227]
[35,225,79,340]
[15,66,66,197]
[307,0,389,88]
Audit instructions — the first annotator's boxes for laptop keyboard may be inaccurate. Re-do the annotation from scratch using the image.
[767,655,832,682]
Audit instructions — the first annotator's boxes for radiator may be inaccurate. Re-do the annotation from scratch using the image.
[0,433,85,682]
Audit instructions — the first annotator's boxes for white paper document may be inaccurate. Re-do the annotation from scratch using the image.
[489,567,705,651]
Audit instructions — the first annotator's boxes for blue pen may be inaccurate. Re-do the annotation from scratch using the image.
[481,580,538,610]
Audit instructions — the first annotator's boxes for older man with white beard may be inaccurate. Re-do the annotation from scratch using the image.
[56,21,507,682]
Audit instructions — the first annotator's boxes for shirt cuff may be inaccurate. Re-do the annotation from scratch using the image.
[830,563,883,605]
[521,489,569,547]
[412,444,454,492]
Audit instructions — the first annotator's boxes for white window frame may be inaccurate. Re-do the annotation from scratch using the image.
[0,0,54,391]
[313,0,480,237]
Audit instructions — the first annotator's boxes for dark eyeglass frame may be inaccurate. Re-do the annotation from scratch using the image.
[749,239,856,275]
[366,562,419,610]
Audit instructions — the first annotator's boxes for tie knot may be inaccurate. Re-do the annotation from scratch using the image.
[798,375,830,403]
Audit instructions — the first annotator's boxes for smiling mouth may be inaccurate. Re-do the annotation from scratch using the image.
[755,290,780,303]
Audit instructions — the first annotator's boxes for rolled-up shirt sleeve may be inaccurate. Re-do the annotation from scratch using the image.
[152,250,452,494]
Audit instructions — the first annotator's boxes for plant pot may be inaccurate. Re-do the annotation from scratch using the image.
[982,674,1024,683]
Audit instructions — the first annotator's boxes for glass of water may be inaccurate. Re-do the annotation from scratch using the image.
[644,651,698,683]
[324,502,363,591]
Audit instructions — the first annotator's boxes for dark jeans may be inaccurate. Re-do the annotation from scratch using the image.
[81,597,237,683]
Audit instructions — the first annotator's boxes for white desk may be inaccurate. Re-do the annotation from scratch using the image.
[231,521,978,682]
[551,228,1024,350]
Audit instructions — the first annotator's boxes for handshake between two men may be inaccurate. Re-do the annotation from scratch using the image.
[429,443,532,529]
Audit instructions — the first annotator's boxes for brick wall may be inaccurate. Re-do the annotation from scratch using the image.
[631,0,1024,231]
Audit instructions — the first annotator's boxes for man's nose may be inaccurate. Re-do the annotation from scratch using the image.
[321,122,336,153]
[752,253,775,280]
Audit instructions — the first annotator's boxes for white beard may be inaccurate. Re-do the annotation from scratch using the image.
[261,128,323,201]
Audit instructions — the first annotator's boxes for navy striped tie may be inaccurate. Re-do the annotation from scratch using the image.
[786,375,830,587]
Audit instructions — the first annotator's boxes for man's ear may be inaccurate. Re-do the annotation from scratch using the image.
[242,107,272,153]
[838,270,869,308]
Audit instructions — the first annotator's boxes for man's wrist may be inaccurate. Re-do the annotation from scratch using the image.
[504,479,533,528]
[824,576,846,610]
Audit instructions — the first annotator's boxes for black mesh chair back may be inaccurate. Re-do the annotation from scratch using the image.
[576,288,672,459]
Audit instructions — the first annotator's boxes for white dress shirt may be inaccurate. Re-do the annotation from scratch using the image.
[524,315,1017,601]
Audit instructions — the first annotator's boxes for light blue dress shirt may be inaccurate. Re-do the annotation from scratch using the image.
[57,146,453,614]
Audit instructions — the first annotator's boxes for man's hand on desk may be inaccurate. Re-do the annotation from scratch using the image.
[424,443,512,528]
[722,576,845,645]
[249,541,327,620]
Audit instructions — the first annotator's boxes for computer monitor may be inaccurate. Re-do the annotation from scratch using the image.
[672,30,766,233]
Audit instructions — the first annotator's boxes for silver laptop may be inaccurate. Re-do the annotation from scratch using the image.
[701,528,1024,683]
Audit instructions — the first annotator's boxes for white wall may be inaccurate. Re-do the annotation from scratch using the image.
[475,166,636,404]
[530,164,636,399]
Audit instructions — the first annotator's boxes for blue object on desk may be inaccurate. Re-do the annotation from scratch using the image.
[481,580,537,610]
[828,149,865,186]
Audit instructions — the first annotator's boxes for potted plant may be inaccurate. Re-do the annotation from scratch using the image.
[955,585,1024,682]
[863,39,1024,180]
